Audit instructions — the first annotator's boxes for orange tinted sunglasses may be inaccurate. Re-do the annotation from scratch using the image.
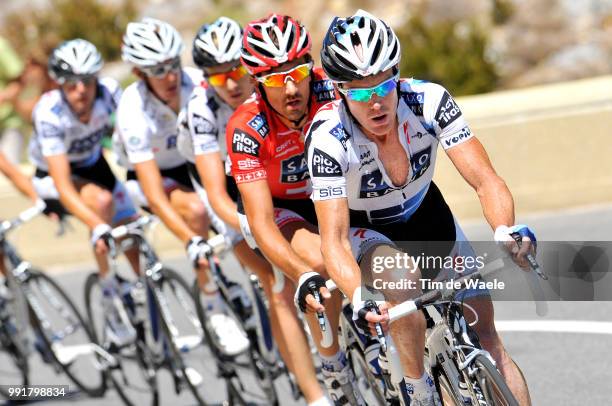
[206,65,248,86]
[256,62,313,87]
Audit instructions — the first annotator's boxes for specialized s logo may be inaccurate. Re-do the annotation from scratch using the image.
[330,124,350,151]
[311,148,342,177]
[247,114,269,138]
[192,113,216,135]
[435,91,462,129]
[313,80,336,102]
[232,129,260,156]
[280,154,309,183]
[443,127,472,148]
[401,92,424,116]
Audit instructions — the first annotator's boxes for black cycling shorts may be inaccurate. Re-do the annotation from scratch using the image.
[127,163,193,190]
[186,161,239,202]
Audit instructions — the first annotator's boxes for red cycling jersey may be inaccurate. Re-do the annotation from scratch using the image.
[226,68,337,199]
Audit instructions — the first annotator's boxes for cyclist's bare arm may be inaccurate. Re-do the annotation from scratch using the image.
[445,137,515,229]
[237,179,311,281]
[0,151,37,202]
[195,152,240,230]
[133,159,196,243]
[314,197,361,299]
[46,154,104,229]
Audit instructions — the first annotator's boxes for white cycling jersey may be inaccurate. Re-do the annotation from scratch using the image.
[176,82,235,167]
[29,77,120,171]
[307,79,472,225]
[115,67,203,170]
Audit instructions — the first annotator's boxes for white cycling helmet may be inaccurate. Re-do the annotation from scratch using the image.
[192,17,242,68]
[122,17,184,67]
[321,9,400,82]
[48,39,103,83]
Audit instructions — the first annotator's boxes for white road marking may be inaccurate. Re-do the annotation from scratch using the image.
[497,320,612,335]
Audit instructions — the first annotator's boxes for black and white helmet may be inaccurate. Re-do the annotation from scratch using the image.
[48,39,103,83]
[321,9,400,82]
[192,17,242,68]
[122,17,184,67]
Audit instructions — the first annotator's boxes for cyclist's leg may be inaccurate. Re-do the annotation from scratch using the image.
[280,219,343,357]
[233,240,326,402]
[450,221,532,405]
[349,228,440,404]
[108,180,141,275]
[358,242,427,378]
[78,180,114,277]
[168,186,212,289]
[237,211,330,404]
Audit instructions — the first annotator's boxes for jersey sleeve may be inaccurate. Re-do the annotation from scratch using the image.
[115,84,155,164]
[226,108,268,184]
[33,101,66,157]
[188,93,221,156]
[306,113,349,201]
[423,83,473,150]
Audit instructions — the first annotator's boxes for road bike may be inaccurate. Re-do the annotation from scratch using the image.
[84,215,213,406]
[316,254,544,405]
[194,234,301,405]
[0,203,108,401]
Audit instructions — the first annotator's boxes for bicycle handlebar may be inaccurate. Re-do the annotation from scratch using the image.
[110,215,157,239]
[1,199,46,235]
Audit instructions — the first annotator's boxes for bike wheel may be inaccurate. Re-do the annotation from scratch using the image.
[472,354,518,406]
[1,273,29,399]
[432,365,465,406]
[152,268,215,406]
[84,272,159,406]
[194,273,281,406]
[347,344,387,405]
[26,269,105,397]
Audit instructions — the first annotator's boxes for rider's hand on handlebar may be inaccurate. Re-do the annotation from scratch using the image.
[91,223,112,256]
[186,236,211,269]
[494,224,537,270]
[351,288,389,337]
[294,272,331,313]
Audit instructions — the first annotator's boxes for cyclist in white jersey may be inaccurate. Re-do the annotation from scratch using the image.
[27,39,140,347]
[304,10,535,405]
[115,18,248,355]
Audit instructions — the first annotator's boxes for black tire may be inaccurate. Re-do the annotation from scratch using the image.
[432,365,465,406]
[84,272,159,406]
[0,318,29,401]
[346,344,387,406]
[472,355,518,406]
[151,268,213,406]
[195,273,280,406]
[26,270,105,397]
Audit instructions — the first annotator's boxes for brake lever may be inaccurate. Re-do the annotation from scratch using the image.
[365,300,387,353]
[510,232,547,280]
[308,281,326,332]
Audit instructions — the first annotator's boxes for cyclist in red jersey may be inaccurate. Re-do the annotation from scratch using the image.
[226,14,364,406]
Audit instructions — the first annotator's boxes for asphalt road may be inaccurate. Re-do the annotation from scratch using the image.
[2,204,612,406]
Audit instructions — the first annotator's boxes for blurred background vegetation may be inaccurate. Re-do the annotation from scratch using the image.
[1,0,611,96]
